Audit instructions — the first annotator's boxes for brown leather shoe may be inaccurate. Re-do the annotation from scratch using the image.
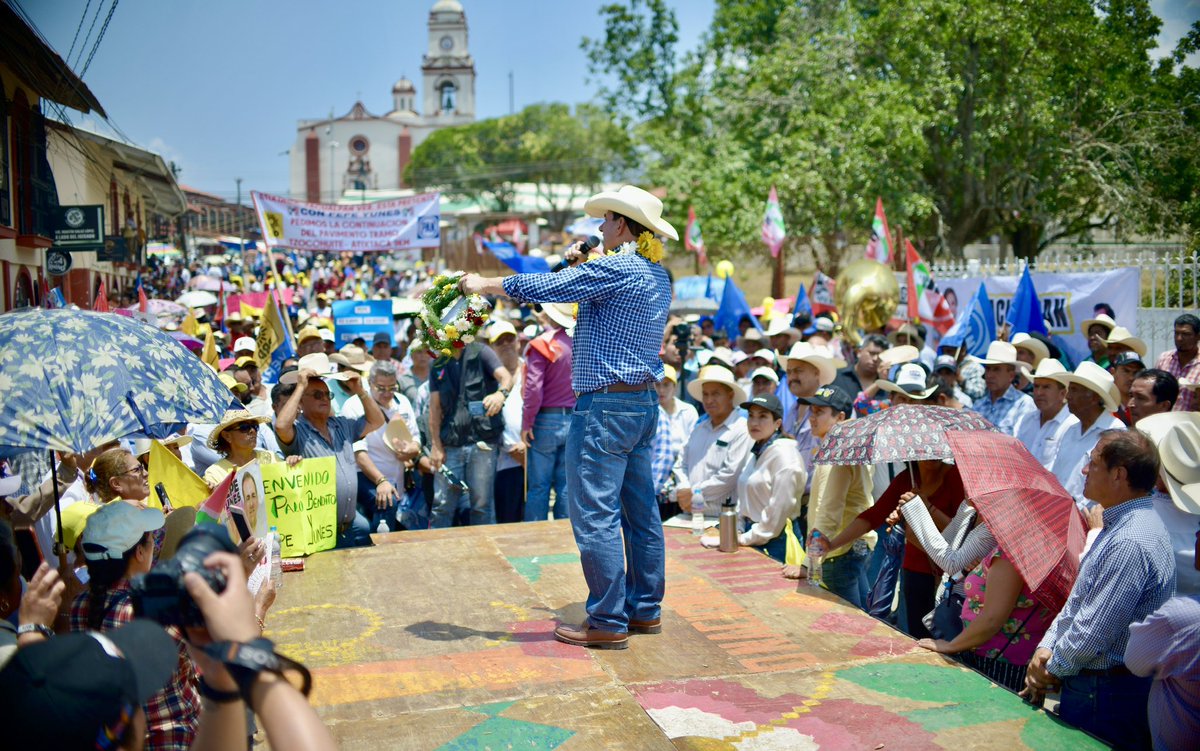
[628,618,662,634]
[553,622,629,649]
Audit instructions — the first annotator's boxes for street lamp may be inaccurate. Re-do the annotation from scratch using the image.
[328,141,340,203]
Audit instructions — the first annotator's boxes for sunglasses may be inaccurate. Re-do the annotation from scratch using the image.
[117,465,147,478]
[306,390,332,401]
[230,422,258,434]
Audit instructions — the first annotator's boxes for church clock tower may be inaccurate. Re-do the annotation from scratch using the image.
[422,0,475,122]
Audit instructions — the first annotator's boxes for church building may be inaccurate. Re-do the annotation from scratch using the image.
[288,0,476,203]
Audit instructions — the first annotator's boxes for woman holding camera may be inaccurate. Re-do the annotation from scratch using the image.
[68,500,200,751]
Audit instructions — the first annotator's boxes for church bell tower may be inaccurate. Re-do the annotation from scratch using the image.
[422,0,475,121]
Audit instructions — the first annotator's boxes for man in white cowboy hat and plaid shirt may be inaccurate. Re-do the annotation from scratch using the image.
[968,340,1038,437]
[461,185,675,650]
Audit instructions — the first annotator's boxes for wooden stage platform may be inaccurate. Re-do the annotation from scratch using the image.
[265,521,1101,750]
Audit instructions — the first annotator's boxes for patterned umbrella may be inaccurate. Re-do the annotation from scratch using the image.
[946,431,1085,613]
[0,308,238,454]
[814,404,996,465]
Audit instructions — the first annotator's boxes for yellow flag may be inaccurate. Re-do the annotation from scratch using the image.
[180,309,199,336]
[240,301,264,320]
[201,330,219,370]
[147,439,210,509]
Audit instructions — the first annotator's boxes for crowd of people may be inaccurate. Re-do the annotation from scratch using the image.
[3,220,1199,748]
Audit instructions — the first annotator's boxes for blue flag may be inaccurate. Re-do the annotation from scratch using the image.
[483,242,551,274]
[939,282,995,357]
[1005,265,1048,336]
[792,282,812,319]
[713,276,761,341]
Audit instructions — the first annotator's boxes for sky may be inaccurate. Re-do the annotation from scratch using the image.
[15,0,1200,202]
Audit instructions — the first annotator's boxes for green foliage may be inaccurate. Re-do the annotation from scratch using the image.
[405,103,633,228]
[583,0,1200,264]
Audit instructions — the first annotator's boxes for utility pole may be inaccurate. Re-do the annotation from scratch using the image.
[235,177,244,256]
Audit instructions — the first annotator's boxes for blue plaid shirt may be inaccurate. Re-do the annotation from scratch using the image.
[970,384,1038,436]
[502,252,671,393]
[1040,495,1176,677]
[650,405,679,493]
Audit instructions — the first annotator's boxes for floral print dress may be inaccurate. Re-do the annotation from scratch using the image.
[959,547,1055,665]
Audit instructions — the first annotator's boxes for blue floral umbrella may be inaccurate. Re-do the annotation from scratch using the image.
[0,308,238,454]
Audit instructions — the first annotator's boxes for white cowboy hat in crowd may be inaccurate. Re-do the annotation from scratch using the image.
[686,365,748,406]
[762,316,800,339]
[878,344,920,371]
[874,362,937,400]
[1135,412,1200,514]
[541,302,576,331]
[777,342,846,387]
[975,341,1021,367]
[330,345,373,373]
[1079,313,1117,337]
[583,185,678,240]
[1060,361,1121,412]
[1023,357,1070,384]
[1104,326,1148,358]
[133,434,194,459]
[1011,333,1050,367]
[298,352,348,380]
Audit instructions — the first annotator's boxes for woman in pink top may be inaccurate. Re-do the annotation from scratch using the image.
[918,546,1057,692]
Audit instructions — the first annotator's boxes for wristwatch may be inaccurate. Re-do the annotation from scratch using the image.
[16,623,54,639]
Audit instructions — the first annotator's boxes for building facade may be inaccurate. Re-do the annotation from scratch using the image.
[289,0,476,203]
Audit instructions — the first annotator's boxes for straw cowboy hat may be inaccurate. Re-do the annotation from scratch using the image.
[1104,326,1148,358]
[298,352,349,380]
[1060,361,1121,412]
[330,345,373,373]
[206,409,270,450]
[874,362,937,400]
[763,316,800,339]
[1135,412,1200,514]
[686,365,747,406]
[975,341,1021,367]
[888,323,925,350]
[777,342,846,386]
[541,302,576,331]
[1023,357,1070,384]
[583,185,678,241]
[1011,333,1050,366]
[1079,313,1117,336]
[878,344,920,371]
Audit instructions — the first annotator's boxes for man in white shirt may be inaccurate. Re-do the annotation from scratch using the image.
[343,359,420,531]
[1014,359,1078,469]
[675,366,752,515]
[1135,412,1200,596]
[1050,361,1126,507]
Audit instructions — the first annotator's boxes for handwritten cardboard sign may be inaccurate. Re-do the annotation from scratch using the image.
[263,457,337,557]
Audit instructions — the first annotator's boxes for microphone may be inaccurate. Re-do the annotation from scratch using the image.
[551,236,600,272]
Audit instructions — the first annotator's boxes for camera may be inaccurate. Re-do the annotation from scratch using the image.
[131,523,237,628]
[672,322,691,359]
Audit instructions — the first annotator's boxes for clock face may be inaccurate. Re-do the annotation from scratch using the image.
[440,35,453,51]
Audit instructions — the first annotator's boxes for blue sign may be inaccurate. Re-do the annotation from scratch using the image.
[332,300,393,347]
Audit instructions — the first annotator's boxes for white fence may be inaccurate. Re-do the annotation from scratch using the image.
[931,247,1198,363]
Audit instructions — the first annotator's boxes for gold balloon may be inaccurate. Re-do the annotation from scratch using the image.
[715,260,735,279]
[835,259,900,346]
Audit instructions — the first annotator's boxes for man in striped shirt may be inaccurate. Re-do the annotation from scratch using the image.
[1024,430,1176,749]
[461,185,676,650]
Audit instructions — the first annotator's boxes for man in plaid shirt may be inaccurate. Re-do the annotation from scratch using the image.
[1154,313,1200,412]
[461,185,676,650]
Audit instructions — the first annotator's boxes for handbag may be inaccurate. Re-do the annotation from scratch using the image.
[921,508,979,640]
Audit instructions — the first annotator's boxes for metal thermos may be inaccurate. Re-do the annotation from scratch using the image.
[718,499,739,553]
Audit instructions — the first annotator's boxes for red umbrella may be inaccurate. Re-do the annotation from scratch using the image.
[946,430,1086,613]
[814,404,996,465]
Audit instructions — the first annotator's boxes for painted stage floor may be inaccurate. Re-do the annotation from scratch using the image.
[265,521,1102,750]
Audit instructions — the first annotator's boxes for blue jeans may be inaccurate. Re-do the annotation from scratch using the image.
[335,509,373,548]
[821,539,871,610]
[357,474,401,534]
[566,389,663,633]
[1059,672,1152,750]
[524,411,571,521]
[357,474,427,532]
[430,442,499,527]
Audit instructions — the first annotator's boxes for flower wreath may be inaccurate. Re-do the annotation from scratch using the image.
[418,272,491,358]
[584,231,665,264]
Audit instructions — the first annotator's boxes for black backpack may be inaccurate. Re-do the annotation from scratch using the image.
[438,342,504,446]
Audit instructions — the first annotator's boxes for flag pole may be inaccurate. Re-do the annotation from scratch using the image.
[772,241,785,299]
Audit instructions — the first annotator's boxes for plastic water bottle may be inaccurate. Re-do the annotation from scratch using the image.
[269,526,283,590]
[807,529,827,588]
[691,510,705,536]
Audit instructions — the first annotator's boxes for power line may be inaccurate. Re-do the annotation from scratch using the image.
[70,0,106,69]
[65,0,95,65]
[78,0,119,79]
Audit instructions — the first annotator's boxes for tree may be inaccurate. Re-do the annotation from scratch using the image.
[405,103,633,228]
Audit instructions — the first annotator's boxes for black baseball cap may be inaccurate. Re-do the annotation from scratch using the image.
[740,393,784,418]
[372,331,393,346]
[0,620,178,749]
[1109,351,1145,369]
[797,385,854,418]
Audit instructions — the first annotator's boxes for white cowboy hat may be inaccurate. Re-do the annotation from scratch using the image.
[583,185,678,241]
[1135,412,1200,514]
[330,345,374,373]
[975,341,1021,367]
[206,409,270,450]
[134,434,194,458]
[1011,333,1050,366]
[686,365,748,406]
[878,344,920,371]
[888,323,925,349]
[1080,313,1117,336]
[777,342,846,387]
[1060,361,1121,412]
[763,316,800,338]
[541,302,576,331]
[298,352,349,380]
[749,366,780,384]
[1104,326,1148,358]
[1023,357,1069,384]
[874,362,937,400]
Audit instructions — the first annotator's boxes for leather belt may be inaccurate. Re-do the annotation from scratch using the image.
[539,406,572,414]
[596,382,653,393]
